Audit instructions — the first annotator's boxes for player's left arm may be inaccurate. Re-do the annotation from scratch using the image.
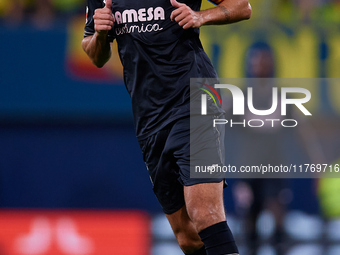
[170,0,252,29]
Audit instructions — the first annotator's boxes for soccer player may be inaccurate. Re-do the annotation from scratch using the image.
[82,0,251,254]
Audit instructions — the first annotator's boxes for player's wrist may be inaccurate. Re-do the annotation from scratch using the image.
[94,30,109,41]
[198,10,209,27]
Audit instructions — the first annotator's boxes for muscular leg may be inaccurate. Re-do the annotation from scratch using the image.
[166,181,238,255]
[166,205,205,254]
[185,181,239,255]
[184,182,226,232]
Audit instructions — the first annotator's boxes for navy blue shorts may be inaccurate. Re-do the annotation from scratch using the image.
[138,116,226,215]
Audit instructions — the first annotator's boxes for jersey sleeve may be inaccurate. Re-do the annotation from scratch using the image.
[207,0,224,5]
[84,0,115,42]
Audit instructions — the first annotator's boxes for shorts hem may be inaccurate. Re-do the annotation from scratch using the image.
[182,178,228,188]
[163,201,186,215]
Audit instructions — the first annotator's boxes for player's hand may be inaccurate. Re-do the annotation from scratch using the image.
[170,0,203,29]
[93,0,115,36]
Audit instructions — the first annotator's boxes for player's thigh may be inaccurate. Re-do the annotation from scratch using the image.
[184,181,226,232]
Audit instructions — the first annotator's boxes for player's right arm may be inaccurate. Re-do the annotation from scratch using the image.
[82,0,114,68]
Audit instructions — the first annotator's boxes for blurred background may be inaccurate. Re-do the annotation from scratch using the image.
[0,0,340,254]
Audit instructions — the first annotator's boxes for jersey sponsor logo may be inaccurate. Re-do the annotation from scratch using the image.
[114,7,165,24]
[114,7,165,35]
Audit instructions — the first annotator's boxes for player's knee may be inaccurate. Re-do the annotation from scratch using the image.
[187,206,224,232]
[177,235,202,254]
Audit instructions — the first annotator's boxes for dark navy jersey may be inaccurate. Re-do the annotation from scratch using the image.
[84,0,218,140]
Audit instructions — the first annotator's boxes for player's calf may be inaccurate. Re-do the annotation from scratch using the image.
[166,206,206,254]
[177,235,205,254]
[184,182,239,255]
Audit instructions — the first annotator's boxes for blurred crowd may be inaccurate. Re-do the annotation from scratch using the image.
[0,0,84,29]
[274,0,340,24]
[249,0,340,24]
[0,0,340,29]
